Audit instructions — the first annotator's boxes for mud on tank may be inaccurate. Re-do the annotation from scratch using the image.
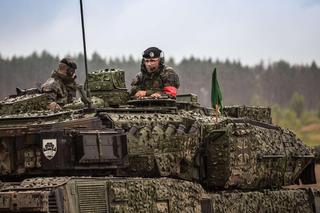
[0,68,319,213]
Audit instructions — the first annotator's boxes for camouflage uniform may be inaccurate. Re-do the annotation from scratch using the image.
[41,70,77,105]
[130,65,180,96]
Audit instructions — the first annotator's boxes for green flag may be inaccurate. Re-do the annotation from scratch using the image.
[211,68,223,113]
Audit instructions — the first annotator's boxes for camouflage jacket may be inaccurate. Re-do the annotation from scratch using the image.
[130,65,180,96]
[41,70,77,105]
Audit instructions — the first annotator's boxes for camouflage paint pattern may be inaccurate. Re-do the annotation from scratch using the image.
[0,93,49,115]
[88,69,126,91]
[88,69,129,106]
[224,105,272,124]
[208,188,318,213]
[204,119,314,189]
[1,177,319,213]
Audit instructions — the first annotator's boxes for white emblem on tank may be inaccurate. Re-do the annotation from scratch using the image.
[42,139,57,160]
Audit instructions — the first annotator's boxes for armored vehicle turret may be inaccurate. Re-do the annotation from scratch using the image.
[0,68,319,213]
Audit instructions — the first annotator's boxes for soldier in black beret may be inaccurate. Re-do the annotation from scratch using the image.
[41,57,78,111]
[130,47,180,98]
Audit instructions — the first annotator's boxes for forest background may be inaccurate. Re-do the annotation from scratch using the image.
[0,51,319,146]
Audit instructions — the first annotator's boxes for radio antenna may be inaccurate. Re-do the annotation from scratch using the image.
[79,0,90,98]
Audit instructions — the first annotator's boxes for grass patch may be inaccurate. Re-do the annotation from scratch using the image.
[271,106,320,146]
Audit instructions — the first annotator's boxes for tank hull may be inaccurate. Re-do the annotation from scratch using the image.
[0,177,319,213]
[0,71,317,212]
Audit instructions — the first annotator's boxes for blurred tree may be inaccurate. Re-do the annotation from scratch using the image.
[289,92,305,118]
[89,52,107,71]
[271,104,282,124]
[250,94,268,106]
[311,61,318,70]
[283,108,301,130]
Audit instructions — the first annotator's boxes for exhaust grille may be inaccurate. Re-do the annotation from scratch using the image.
[76,181,108,213]
[48,192,58,213]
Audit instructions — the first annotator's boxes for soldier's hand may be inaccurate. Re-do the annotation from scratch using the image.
[150,93,161,98]
[135,90,147,98]
[48,102,61,112]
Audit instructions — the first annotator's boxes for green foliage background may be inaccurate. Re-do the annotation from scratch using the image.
[252,93,320,146]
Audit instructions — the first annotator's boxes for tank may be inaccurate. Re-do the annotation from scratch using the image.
[0,68,319,213]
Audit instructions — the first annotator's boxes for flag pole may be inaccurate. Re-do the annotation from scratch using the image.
[215,104,220,122]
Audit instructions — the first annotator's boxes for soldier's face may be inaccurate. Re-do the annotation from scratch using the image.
[58,64,68,76]
[144,58,160,72]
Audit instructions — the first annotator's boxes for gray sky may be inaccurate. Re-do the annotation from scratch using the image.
[0,0,319,65]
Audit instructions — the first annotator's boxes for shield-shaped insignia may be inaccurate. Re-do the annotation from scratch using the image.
[149,51,154,57]
[42,139,57,160]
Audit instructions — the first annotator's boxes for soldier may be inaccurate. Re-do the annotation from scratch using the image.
[130,47,180,98]
[41,58,78,111]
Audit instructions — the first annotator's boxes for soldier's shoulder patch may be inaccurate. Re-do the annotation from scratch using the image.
[162,67,177,77]
[163,67,177,76]
[161,66,180,88]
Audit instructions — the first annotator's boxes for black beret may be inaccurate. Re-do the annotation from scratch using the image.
[143,47,162,58]
[60,58,77,70]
